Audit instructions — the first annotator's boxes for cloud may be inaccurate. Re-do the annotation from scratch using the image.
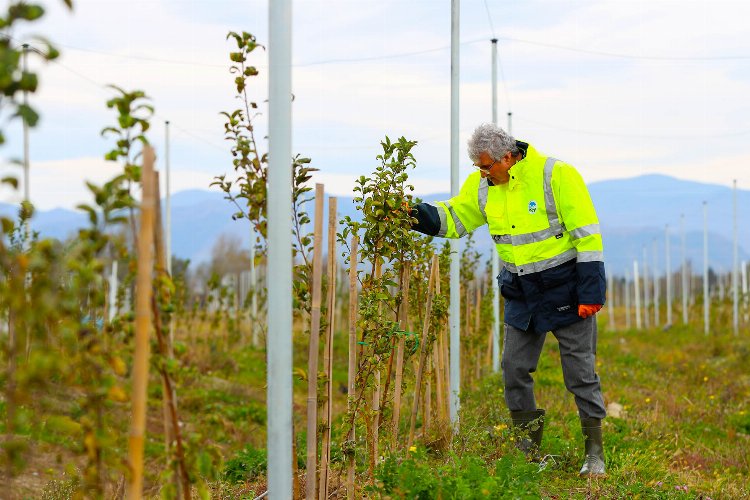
[4,0,750,212]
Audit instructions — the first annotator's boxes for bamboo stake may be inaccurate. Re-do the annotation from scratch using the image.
[475,284,481,380]
[424,353,432,434]
[126,146,156,500]
[434,331,444,423]
[407,255,438,449]
[391,264,411,446]
[318,197,337,500]
[346,234,359,500]
[306,184,325,500]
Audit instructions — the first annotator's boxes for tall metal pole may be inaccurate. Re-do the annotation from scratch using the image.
[607,270,615,331]
[634,260,641,330]
[490,38,500,374]
[21,44,30,246]
[449,0,461,426]
[508,112,513,137]
[22,44,30,205]
[108,260,119,322]
[267,0,293,496]
[732,180,739,336]
[625,271,631,330]
[681,213,688,324]
[665,224,672,326]
[742,260,748,325]
[703,201,709,336]
[653,239,659,327]
[164,121,172,276]
[642,245,650,329]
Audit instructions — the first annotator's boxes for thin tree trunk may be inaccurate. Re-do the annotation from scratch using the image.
[346,235,359,500]
[318,197,337,500]
[126,146,156,499]
[306,184,325,500]
[391,264,411,446]
[407,255,438,449]
[152,171,185,498]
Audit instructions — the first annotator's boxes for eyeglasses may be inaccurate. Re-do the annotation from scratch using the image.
[474,160,497,172]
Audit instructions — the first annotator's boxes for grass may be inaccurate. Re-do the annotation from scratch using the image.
[2,307,749,498]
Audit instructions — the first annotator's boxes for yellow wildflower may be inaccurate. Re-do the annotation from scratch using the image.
[645,397,651,403]
[408,446,417,453]
[494,423,508,432]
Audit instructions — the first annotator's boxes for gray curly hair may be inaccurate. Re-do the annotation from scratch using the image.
[466,123,519,163]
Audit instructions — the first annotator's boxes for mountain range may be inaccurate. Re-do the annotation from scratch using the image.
[2,174,748,277]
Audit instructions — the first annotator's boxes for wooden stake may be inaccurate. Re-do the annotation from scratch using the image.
[391,263,411,446]
[424,353,432,435]
[318,197,337,500]
[346,234,359,500]
[407,255,438,449]
[434,330,444,423]
[306,184,325,500]
[126,146,156,500]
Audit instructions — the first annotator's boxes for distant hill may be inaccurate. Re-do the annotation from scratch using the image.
[2,174,748,276]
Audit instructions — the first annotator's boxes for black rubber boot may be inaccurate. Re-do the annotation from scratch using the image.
[579,417,606,477]
[510,409,545,457]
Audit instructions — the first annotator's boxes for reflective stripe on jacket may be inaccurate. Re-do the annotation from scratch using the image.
[411,141,606,333]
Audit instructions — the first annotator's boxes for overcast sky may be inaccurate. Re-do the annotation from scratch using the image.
[2,0,750,211]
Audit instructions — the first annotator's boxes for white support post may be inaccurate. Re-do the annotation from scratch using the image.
[681,214,688,324]
[634,261,642,330]
[665,224,672,327]
[22,44,30,205]
[164,121,172,276]
[653,239,659,327]
[733,180,739,336]
[267,0,293,497]
[642,246,650,329]
[703,201,709,336]
[108,260,118,322]
[742,260,748,325]
[449,0,461,426]
[607,270,615,331]
[490,38,500,374]
[625,271,631,330]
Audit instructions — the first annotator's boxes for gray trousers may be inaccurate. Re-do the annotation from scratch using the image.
[501,316,607,419]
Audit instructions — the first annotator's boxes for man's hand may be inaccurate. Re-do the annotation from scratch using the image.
[578,304,602,318]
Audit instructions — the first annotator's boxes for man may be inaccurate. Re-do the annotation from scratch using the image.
[410,123,607,477]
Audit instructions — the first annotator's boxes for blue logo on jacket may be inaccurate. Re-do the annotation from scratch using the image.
[528,200,537,214]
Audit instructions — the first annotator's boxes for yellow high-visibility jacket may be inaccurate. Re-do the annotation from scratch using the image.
[412,141,606,333]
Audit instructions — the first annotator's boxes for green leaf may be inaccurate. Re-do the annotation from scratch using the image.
[15,104,39,127]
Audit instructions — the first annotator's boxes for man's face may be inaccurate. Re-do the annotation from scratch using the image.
[475,150,514,184]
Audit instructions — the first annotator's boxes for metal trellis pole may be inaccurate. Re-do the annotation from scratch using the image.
[643,245,650,329]
[634,260,642,330]
[267,0,293,496]
[665,224,672,326]
[681,214,688,324]
[653,239,659,327]
[490,38,500,374]
[165,121,172,276]
[625,270,631,330]
[703,201,709,336]
[733,180,739,336]
[449,0,461,427]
